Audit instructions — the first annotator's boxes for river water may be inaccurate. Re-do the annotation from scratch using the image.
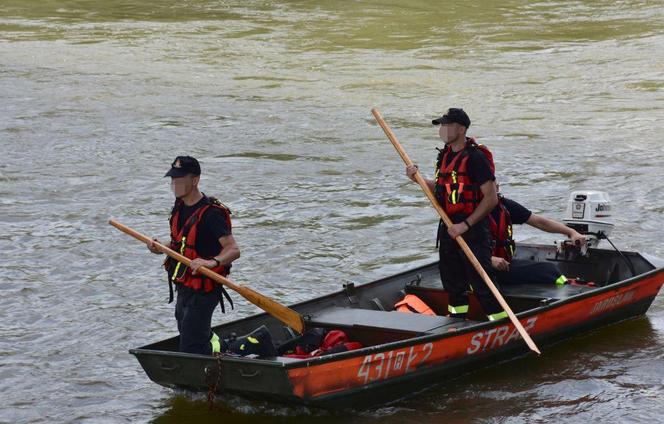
[1,1,663,422]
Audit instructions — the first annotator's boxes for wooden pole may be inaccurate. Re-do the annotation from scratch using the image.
[108,219,305,334]
[371,108,541,355]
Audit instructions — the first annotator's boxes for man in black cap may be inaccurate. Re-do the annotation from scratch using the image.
[147,156,241,355]
[406,108,506,321]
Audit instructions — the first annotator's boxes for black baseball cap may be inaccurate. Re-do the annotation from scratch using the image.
[432,108,471,128]
[164,156,201,178]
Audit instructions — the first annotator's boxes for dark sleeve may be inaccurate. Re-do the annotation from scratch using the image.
[468,149,495,186]
[502,197,532,225]
[203,208,232,240]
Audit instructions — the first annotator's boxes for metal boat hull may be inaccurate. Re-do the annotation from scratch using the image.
[130,244,664,407]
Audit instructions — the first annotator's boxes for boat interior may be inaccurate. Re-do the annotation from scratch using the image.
[139,244,657,358]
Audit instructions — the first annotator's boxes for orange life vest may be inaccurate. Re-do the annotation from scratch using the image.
[489,195,515,261]
[434,138,495,218]
[166,196,232,293]
[394,294,436,316]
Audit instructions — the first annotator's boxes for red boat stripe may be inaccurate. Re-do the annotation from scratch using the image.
[287,273,664,399]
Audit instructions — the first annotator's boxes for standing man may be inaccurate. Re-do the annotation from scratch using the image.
[489,193,587,286]
[406,108,506,320]
[148,156,241,355]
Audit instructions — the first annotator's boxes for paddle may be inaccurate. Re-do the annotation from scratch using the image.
[371,108,541,355]
[108,219,305,334]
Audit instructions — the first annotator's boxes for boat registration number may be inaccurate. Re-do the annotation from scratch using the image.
[357,343,434,384]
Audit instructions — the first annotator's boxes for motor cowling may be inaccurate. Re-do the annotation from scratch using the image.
[562,190,614,249]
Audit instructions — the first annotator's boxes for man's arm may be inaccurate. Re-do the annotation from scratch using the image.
[526,214,586,245]
[466,180,498,226]
[448,180,498,238]
[190,235,241,274]
[213,234,241,266]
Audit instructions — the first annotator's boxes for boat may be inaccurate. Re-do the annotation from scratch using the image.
[128,191,664,408]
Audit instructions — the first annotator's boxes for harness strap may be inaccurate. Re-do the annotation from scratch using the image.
[217,286,234,313]
[171,205,211,284]
[436,219,443,248]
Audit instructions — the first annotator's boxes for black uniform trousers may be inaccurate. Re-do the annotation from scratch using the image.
[495,259,564,286]
[438,217,502,316]
[175,284,221,355]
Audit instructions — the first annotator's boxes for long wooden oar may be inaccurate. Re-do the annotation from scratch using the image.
[109,219,305,334]
[371,108,541,355]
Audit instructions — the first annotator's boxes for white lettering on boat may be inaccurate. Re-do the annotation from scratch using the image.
[467,317,538,355]
[357,342,434,384]
[589,290,635,315]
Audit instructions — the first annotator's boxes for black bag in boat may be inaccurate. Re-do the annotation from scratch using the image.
[219,325,277,357]
[276,327,328,355]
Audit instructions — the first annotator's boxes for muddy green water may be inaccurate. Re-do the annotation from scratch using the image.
[1,1,663,423]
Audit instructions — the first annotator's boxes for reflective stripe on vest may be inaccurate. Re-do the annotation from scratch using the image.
[394,294,436,316]
[171,236,187,283]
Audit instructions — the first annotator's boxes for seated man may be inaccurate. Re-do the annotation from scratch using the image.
[490,193,586,286]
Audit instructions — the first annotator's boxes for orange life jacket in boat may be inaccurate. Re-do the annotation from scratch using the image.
[434,138,495,218]
[489,195,515,261]
[166,196,232,293]
[394,294,436,315]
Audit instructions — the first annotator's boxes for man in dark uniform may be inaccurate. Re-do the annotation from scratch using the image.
[406,108,506,321]
[490,194,586,286]
[147,156,241,355]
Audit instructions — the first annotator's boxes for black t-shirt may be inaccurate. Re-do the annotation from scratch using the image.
[176,197,232,258]
[442,145,495,187]
[497,196,532,225]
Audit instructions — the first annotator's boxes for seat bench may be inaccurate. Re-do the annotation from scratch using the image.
[501,283,598,301]
[308,307,463,334]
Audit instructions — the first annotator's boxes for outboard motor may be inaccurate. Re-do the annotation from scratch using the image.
[561,190,614,250]
[559,191,636,276]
